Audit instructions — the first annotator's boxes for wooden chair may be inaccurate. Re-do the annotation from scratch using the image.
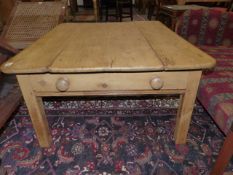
[70,0,99,22]
[147,0,176,20]
[210,124,233,175]
[103,0,118,21]
[100,0,132,22]
[117,0,133,21]
[69,0,78,15]
[1,1,67,49]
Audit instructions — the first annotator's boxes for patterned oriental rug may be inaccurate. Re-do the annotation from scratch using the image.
[0,96,233,175]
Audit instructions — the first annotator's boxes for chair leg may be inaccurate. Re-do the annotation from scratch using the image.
[147,5,155,20]
[130,3,133,21]
[69,0,78,15]
[119,6,122,22]
[210,129,233,175]
[105,6,108,21]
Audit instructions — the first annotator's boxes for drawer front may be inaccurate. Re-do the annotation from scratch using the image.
[27,72,189,92]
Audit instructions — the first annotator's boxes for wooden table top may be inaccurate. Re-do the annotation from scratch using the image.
[1,21,215,74]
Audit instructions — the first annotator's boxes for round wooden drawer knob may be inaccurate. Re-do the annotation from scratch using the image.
[56,78,70,92]
[150,77,164,90]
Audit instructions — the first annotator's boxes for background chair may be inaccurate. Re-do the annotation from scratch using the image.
[69,0,78,15]
[117,0,133,21]
[100,0,132,21]
[1,1,67,49]
[147,0,176,20]
[103,0,118,21]
[70,0,99,22]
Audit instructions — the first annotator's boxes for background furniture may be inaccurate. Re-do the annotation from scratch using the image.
[159,4,207,30]
[69,0,78,15]
[69,0,99,22]
[103,0,118,21]
[117,0,133,21]
[0,0,16,25]
[176,9,233,174]
[148,0,232,28]
[100,0,132,21]
[1,1,67,49]
[147,0,176,20]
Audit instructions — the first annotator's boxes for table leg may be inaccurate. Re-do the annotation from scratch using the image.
[17,75,52,147]
[174,71,202,144]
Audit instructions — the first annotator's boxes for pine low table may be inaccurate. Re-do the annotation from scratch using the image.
[1,21,215,147]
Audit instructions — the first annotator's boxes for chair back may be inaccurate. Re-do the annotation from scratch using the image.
[176,9,233,46]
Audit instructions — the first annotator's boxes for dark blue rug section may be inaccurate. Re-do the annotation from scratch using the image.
[0,97,232,175]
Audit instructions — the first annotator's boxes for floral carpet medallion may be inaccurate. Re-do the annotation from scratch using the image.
[0,97,233,175]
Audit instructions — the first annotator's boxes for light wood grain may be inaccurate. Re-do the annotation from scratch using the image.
[34,89,185,97]
[1,22,215,74]
[28,72,189,92]
[174,71,202,144]
[49,23,163,73]
[135,21,216,71]
[17,75,52,147]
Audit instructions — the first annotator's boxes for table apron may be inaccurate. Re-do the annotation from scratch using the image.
[17,71,196,96]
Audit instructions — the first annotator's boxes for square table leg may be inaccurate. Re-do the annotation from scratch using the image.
[17,75,52,147]
[174,71,202,144]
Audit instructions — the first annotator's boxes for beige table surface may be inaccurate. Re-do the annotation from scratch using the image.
[2,21,215,73]
[1,21,216,147]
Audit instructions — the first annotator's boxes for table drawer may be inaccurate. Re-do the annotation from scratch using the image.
[26,72,189,93]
